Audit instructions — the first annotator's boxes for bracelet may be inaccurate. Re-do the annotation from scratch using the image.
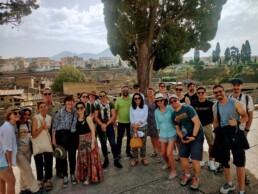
[244,128,250,132]
[192,135,197,138]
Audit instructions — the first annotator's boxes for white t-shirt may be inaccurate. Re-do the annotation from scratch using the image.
[130,105,148,127]
[16,123,31,146]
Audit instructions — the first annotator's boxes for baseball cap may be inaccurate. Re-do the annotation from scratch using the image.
[231,78,243,85]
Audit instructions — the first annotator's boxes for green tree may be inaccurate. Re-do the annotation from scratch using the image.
[224,47,231,64]
[102,0,227,93]
[245,40,251,63]
[52,66,87,92]
[0,0,39,26]
[231,46,240,65]
[240,43,246,64]
[194,49,200,65]
[212,42,220,64]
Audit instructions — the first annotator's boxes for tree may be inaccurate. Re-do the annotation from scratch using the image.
[52,66,87,92]
[224,47,231,64]
[0,0,39,26]
[194,49,200,65]
[102,0,227,93]
[211,42,220,64]
[240,43,246,64]
[245,40,251,64]
[231,46,240,65]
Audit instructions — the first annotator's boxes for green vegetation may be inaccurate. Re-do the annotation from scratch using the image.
[51,66,87,92]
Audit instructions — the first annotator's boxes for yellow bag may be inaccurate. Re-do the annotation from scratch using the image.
[130,133,143,148]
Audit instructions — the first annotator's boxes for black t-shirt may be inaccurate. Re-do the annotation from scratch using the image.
[192,99,214,126]
[76,118,91,135]
[185,93,198,104]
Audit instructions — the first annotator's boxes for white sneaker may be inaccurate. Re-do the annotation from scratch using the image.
[199,160,205,167]
[209,160,216,171]
[83,180,90,185]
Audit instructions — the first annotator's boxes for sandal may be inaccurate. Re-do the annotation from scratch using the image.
[141,159,148,165]
[45,180,53,192]
[131,160,138,167]
[38,181,44,191]
[175,155,180,161]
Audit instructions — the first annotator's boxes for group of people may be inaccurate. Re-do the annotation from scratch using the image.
[0,78,254,194]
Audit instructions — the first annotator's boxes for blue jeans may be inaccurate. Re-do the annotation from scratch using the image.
[117,123,131,156]
[97,124,118,160]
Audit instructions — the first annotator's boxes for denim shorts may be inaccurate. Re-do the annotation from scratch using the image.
[0,166,8,171]
[179,135,204,160]
[159,134,177,143]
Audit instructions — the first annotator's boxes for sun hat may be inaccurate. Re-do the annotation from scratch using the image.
[52,145,67,160]
[5,106,20,120]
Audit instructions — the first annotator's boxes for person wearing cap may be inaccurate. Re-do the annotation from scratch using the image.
[94,91,123,169]
[76,101,103,185]
[0,106,20,194]
[169,94,204,190]
[115,85,133,158]
[52,96,78,188]
[191,87,216,170]
[154,93,177,180]
[211,85,249,194]
[130,84,145,100]
[16,107,42,194]
[130,93,148,166]
[31,102,53,192]
[184,83,198,104]
[228,78,254,185]
[41,87,62,178]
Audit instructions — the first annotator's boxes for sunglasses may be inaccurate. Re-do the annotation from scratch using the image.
[175,88,183,91]
[82,95,88,98]
[156,99,164,103]
[13,111,21,116]
[134,97,141,100]
[197,92,205,94]
[76,106,84,110]
[99,95,106,98]
[43,93,52,96]
[213,90,223,95]
[39,106,47,109]
[122,90,129,93]
[159,85,166,88]
[169,99,178,104]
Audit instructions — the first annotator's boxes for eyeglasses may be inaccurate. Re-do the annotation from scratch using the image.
[13,111,21,116]
[213,90,223,95]
[134,97,141,100]
[197,92,205,94]
[39,106,47,109]
[99,95,106,98]
[156,99,164,103]
[169,99,178,104]
[122,90,128,93]
[175,88,183,91]
[82,95,88,98]
[43,93,52,96]
[76,106,84,110]
[160,85,166,88]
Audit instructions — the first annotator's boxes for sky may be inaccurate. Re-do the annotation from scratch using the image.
[0,0,258,59]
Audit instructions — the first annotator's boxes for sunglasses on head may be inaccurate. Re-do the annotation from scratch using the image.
[169,99,178,104]
[76,106,84,110]
[13,111,21,116]
[197,92,205,94]
[213,90,223,95]
[175,88,183,91]
[156,99,164,103]
[43,93,52,96]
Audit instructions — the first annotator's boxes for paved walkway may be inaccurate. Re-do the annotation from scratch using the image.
[13,111,258,194]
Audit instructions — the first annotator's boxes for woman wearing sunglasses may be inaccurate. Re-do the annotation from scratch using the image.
[79,92,89,111]
[130,93,148,166]
[0,106,20,194]
[154,93,177,180]
[174,84,190,105]
[75,101,103,185]
[16,107,41,194]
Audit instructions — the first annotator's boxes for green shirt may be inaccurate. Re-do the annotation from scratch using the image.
[115,96,132,123]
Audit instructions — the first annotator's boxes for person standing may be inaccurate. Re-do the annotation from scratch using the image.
[75,102,103,185]
[158,82,170,103]
[31,102,53,192]
[170,94,204,190]
[191,87,216,170]
[174,84,190,105]
[115,85,133,158]
[155,93,177,179]
[94,91,122,169]
[130,93,148,166]
[184,83,198,104]
[229,78,254,185]
[16,107,41,194]
[52,96,78,188]
[212,85,249,194]
[0,106,20,194]
[130,84,145,99]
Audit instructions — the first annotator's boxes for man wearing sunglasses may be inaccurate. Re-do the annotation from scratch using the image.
[170,94,204,190]
[191,87,215,171]
[212,85,248,194]
[184,83,198,104]
[94,91,122,169]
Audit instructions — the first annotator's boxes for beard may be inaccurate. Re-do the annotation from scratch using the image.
[122,92,129,97]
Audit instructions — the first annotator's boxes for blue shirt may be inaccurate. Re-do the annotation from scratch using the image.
[155,105,177,138]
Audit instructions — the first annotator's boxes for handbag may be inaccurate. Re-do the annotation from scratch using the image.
[130,133,143,148]
[31,130,53,156]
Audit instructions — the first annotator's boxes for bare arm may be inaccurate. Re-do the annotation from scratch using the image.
[212,105,219,128]
[236,100,248,125]
[185,96,191,105]
[107,108,116,126]
[86,116,95,150]
[246,111,253,130]
[5,150,13,170]
[31,117,45,138]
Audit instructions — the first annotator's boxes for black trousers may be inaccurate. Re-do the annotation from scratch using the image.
[34,152,53,180]
[117,122,131,156]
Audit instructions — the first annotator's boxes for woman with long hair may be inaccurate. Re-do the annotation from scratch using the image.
[154,93,177,180]
[0,106,20,194]
[175,84,190,105]
[130,93,148,166]
[16,107,41,194]
[76,101,103,185]
[31,102,53,191]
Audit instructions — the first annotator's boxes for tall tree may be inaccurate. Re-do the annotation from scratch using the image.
[240,43,246,64]
[0,0,39,26]
[224,47,231,64]
[245,40,252,63]
[194,49,200,65]
[231,46,240,65]
[102,0,227,93]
